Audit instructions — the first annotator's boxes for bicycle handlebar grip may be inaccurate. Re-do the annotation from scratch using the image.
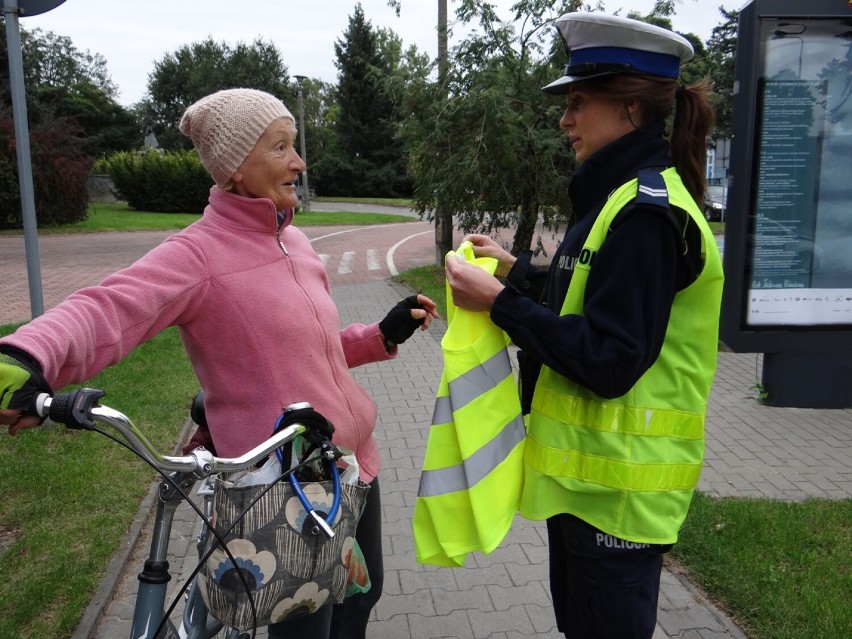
[50,388,106,430]
[46,392,70,421]
[280,404,335,446]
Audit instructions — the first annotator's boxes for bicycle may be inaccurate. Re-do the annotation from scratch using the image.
[36,387,345,639]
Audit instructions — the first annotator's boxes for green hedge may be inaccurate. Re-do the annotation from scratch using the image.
[95,149,213,213]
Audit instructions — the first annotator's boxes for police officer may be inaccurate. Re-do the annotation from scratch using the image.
[446,12,724,639]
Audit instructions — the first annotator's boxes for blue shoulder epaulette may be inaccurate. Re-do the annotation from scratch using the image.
[635,168,670,210]
[633,168,693,263]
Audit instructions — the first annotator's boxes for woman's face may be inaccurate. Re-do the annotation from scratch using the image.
[231,118,305,211]
[559,87,637,164]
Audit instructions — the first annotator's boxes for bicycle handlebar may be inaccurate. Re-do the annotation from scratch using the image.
[36,388,307,478]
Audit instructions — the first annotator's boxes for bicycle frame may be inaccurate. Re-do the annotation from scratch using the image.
[132,472,233,639]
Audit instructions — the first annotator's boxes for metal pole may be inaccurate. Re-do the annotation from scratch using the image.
[3,0,44,317]
[435,0,452,264]
[294,76,310,212]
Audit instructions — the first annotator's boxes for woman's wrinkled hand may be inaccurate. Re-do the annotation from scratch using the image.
[379,294,440,346]
[410,293,439,331]
[0,409,43,436]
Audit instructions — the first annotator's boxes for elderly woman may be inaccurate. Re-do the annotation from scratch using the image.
[0,88,437,638]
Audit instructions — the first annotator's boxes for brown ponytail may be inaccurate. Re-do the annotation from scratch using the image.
[670,80,715,204]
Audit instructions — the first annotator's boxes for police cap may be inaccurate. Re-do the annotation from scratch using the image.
[542,12,694,95]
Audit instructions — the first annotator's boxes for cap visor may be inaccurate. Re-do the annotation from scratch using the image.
[541,70,622,95]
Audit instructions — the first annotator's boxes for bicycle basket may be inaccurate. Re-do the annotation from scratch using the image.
[198,456,370,630]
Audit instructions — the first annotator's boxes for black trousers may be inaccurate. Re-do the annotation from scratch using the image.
[268,477,383,639]
[547,513,671,639]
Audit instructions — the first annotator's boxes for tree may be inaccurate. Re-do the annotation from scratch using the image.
[19,28,117,98]
[0,25,137,157]
[143,37,291,150]
[316,3,411,197]
[0,22,127,228]
[403,0,582,256]
[291,77,338,181]
[704,7,739,141]
[403,0,730,256]
[377,24,432,111]
[29,81,139,158]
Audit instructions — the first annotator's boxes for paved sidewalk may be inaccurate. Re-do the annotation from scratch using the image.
[72,277,851,639]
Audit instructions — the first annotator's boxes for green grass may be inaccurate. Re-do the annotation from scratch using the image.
[315,196,413,207]
[0,325,198,639]
[294,210,414,225]
[672,494,851,639]
[0,202,416,235]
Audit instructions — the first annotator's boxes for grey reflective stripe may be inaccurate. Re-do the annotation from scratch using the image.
[447,350,513,411]
[431,350,513,427]
[432,394,452,425]
[418,412,525,497]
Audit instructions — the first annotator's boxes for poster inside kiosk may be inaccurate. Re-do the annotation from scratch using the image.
[746,18,852,327]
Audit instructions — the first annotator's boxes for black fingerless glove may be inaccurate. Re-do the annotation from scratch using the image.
[278,405,335,447]
[379,295,427,346]
[0,346,53,417]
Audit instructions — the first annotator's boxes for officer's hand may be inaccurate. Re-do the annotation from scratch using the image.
[463,234,517,276]
[279,405,335,447]
[379,294,439,346]
[0,350,53,435]
[445,256,504,312]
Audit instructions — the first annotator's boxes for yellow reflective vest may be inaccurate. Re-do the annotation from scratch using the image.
[413,243,526,566]
[521,168,724,545]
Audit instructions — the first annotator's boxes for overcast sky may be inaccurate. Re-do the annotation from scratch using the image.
[18,0,738,106]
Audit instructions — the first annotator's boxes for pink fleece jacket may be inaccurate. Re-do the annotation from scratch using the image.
[1,187,394,482]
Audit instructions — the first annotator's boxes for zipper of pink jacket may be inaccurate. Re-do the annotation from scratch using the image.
[275,226,288,255]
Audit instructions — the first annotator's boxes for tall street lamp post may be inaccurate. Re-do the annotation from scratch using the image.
[435,0,452,263]
[293,75,311,212]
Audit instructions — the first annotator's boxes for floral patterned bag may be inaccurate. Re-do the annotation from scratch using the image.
[198,448,371,631]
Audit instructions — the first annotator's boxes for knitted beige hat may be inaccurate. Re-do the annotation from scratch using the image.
[179,88,294,187]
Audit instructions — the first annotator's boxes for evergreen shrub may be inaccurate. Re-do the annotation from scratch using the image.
[0,105,92,229]
[96,149,212,212]
[312,154,411,198]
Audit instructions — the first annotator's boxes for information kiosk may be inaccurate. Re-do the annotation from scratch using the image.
[721,0,852,407]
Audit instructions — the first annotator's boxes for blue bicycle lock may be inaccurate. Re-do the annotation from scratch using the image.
[274,404,342,539]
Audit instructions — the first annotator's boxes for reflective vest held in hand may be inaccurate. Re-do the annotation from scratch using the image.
[413,243,526,567]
